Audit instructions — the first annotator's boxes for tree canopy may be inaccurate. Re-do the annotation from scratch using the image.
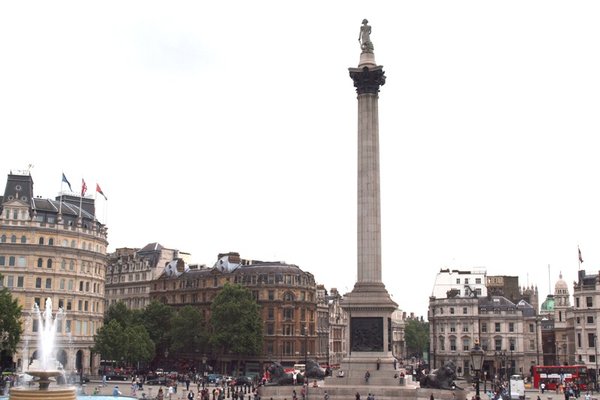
[210,284,263,356]
[404,319,429,358]
[0,277,23,354]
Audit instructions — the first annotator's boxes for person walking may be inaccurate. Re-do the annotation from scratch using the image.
[364,371,370,383]
[356,392,361,400]
[324,391,329,400]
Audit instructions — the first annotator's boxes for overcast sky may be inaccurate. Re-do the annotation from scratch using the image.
[1,1,599,318]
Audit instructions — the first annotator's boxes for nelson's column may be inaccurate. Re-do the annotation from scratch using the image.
[340,19,398,384]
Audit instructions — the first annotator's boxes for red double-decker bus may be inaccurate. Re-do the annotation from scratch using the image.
[531,365,589,390]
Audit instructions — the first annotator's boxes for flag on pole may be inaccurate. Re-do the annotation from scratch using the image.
[81,179,87,197]
[96,183,107,200]
[62,173,72,192]
[579,247,584,263]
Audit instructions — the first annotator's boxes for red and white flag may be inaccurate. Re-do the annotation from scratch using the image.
[96,183,107,200]
[81,179,87,197]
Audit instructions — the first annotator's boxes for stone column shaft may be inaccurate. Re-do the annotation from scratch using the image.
[357,92,382,283]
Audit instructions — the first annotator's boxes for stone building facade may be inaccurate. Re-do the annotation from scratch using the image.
[148,252,318,375]
[105,243,189,310]
[429,269,541,381]
[0,171,108,375]
[573,269,600,376]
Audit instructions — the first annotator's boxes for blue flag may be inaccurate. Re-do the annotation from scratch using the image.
[62,173,72,192]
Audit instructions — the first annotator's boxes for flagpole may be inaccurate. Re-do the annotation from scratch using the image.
[79,178,83,219]
[59,175,63,216]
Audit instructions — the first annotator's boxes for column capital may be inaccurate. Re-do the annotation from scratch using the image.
[349,66,386,95]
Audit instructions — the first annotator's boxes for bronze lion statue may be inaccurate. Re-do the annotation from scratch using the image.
[419,361,459,390]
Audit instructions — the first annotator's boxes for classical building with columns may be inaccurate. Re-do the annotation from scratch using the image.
[0,170,108,375]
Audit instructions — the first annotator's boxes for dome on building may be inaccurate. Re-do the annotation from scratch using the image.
[555,272,568,292]
[540,294,555,313]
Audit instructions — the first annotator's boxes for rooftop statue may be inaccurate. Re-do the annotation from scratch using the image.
[358,19,374,52]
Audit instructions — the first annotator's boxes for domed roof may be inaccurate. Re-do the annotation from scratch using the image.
[554,272,569,293]
[540,294,555,312]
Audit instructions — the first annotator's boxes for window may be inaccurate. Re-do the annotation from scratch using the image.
[576,297,580,307]
[588,316,594,324]
[587,297,593,307]
[450,323,456,333]
[465,278,469,284]
[508,322,514,332]
[495,323,501,332]
[266,323,274,335]
[0,256,4,265]
[475,278,481,284]
[39,237,44,245]
[11,235,16,243]
[529,323,534,333]
[268,308,274,320]
[45,278,52,289]
[450,337,457,351]
[283,292,294,301]
[529,339,535,350]
[591,355,597,363]
[35,278,42,288]
[463,307,468,315]
[578,333,582,348]
[495,338,502,351]
[450,307,455,314]
[9,256,15,266]
[37,258,43,268]
[456,278,460,284]
[17,257,26,267]
[481,323,487,333]
[47,259,52,268]
[20,235,26,243]
[17,276,24,288]
[283,308,294,320]
[509,339,515,351]
[463,338,470,351]
[48,238,54,246]
[268,291,275,300]
[589,333,596,348]
[462,325,469,333]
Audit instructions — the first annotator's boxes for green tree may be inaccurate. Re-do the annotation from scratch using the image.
[122,325,155,365]
[405,319,429,358]
[169,305,208,355]
[93,319,124,362]
[142,301,174,354]
[210,284,262,373]
[105,301,132,326]
[0,277,23,355]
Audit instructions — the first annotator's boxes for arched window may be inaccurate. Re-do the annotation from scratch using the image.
[21,235,26,244]
[47,259,52,269]
[1,235,6,243]
[38,237,44,245]
[283,292,295,302]
[69,260,75,271]
[48,238,54,246]
[61,260,66,269]
[37,258,43,268]
[71,240,76,248]
[11,235,17,243]
[35,278,42,288]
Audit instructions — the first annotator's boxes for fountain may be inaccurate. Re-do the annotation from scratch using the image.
[9,298,76,400]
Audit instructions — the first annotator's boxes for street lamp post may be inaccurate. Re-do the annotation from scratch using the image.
[595,335,598,392]
[303,325,309,400]
[471,340,484,400]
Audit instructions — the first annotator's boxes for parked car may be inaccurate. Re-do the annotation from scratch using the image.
[207,374,223,384]
[229,376,253,386]
[106,373,129,381]
[146,375,167,385]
